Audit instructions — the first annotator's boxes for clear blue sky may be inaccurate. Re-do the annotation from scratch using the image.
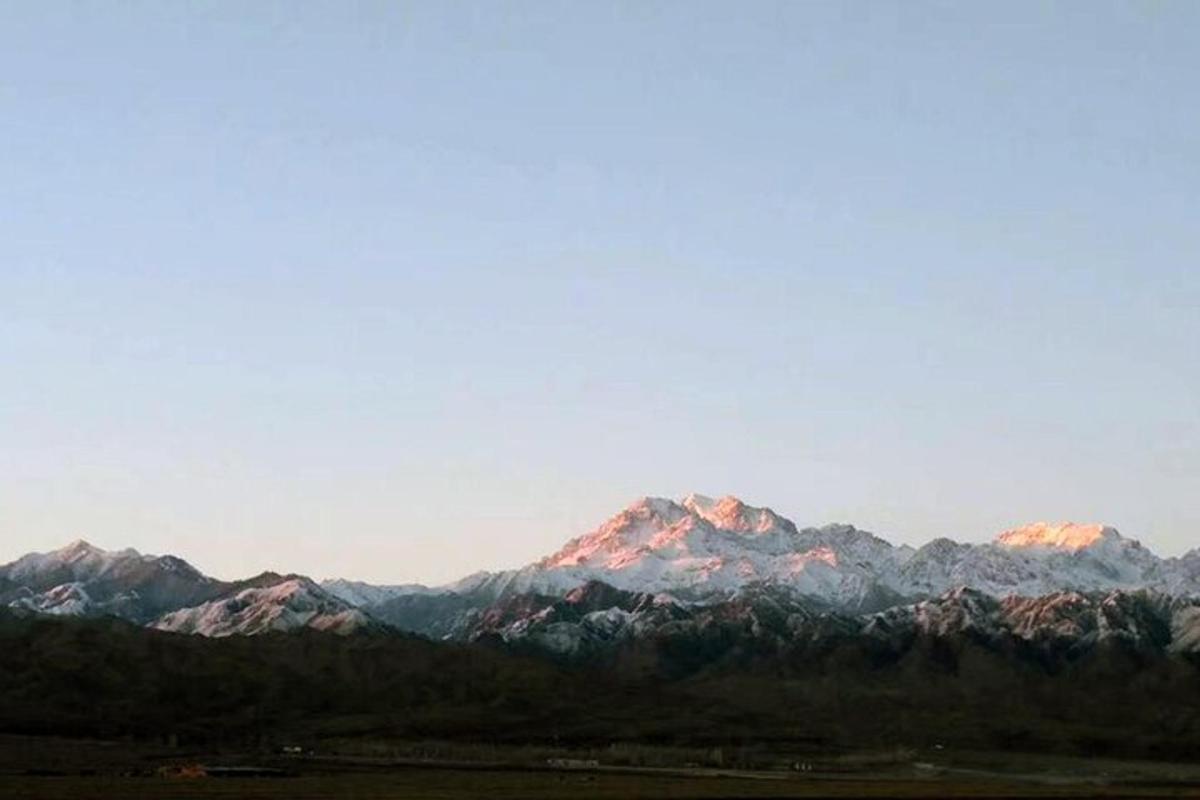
[2,3,1197,582]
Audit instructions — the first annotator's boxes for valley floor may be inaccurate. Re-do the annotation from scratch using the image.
[6,769,1200,800]
[3,736,1200,800]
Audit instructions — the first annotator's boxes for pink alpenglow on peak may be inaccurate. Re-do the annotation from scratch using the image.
[994,522,1115,552]
[683,494,790,535]
[506,494,905,605]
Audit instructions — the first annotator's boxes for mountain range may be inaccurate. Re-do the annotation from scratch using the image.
[4,495,1198,654]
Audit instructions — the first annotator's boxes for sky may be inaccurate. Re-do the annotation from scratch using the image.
[1,3,1198,583]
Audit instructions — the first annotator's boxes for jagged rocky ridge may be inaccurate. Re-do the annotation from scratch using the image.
[0,540,225,624]
[3,495,1198,646]
[377,496,1196,606]
[0,542,370,637]
[446,579,1200,660]
[151,577,377,637]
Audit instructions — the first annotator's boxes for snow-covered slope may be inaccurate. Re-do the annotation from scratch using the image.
[320,579,433,607]
[9,582,104,617]
[2,540,200,586]
[448,495,914,610]
[457,578,1200,659]
[460,579,833,657]
[864,587,1200,653]
[0,541,223,623]
[895,521,1169,599]
[996,522,1110,550]
[151,577,375,637]
[422,496,1197,611]
[1160,549,1200,596]
[0,543,379,635]
[6,494,1197,640]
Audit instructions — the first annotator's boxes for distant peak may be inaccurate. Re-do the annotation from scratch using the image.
[713,495,747,512]
[683,494,789,535]
[625,496,682,517]
[995,522,1116,551]
[60,539,104,556]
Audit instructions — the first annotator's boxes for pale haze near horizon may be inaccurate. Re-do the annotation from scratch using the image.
[2,3,1197,584]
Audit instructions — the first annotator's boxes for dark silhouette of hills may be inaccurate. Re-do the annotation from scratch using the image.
[4,604,1200,761]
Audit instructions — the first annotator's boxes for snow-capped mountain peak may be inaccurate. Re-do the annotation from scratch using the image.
[433,500,1197,611]
[6,496,1198,641]
[4,540,137,583]
[680,492,716,513]
[537,496,690,570]
[466,495,913,607]
[60,539,103,557]
[995,522,1116,551]
[683,494,793,536]
[151,577,375,637]
[0,539,229,624]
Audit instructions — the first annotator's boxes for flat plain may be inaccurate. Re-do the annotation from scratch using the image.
[4,736,1200,800]
[5,770,1200,800]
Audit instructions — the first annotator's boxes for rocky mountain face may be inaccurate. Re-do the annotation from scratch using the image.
[0,542,377,636]
[863,587,1200,652]
[323,496,1199,656]
[3,495,1197,649]
[450,579,1200,663]
[0,540,226,624]
[151,577,376,637]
